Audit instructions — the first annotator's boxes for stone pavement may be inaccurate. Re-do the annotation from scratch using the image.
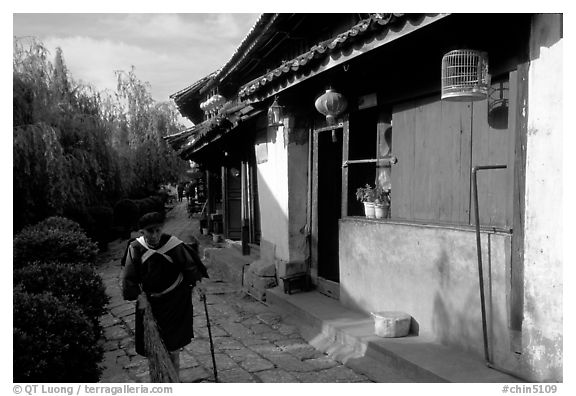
[96,201,372,383]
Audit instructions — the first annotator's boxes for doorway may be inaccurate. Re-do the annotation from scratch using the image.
[314,126,343,299]
[222,165,242,240]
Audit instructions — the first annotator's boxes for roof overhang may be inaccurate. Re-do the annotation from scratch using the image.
[164,103,265,160]
[238,13,449,103]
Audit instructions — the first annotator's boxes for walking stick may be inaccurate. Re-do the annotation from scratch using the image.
[202,295,218,383]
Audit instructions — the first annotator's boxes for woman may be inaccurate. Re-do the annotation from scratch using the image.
[122,212,208,377]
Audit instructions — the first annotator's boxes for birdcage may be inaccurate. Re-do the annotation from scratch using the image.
[441,49,489,101]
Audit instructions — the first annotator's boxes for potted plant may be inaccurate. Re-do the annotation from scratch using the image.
[374,186,391,219]
[356,184,376,218]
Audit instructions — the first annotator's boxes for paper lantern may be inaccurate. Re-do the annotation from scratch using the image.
[315,88,348,125]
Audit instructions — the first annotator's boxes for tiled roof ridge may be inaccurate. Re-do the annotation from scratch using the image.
[170,13,277,103]
[206,13,281,91]
[169,69,220,101]
[238,13,407,99]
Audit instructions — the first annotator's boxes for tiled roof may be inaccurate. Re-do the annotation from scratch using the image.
[238,13,406,99]
[212,13,278,84]
[164,103,264,159]
[170,70,219,103]
[169,13,275,105]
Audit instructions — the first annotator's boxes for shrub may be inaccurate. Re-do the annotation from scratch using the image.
[14,261,109,330]
[35,216,84,233]
[13,224,98,269]
[13,288,103,382]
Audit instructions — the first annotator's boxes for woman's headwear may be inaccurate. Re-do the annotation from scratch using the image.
[138,212,165,230]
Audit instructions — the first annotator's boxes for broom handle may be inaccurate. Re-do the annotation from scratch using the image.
[203,296,218,383]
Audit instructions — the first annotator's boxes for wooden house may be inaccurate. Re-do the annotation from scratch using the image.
[166,13,563,382]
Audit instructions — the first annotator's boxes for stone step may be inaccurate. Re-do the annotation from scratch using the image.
[203,246,258,286]
[266,287,522,383]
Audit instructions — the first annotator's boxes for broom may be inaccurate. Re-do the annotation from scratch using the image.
[138,292,180,383]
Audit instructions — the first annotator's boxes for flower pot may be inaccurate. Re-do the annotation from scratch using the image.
[363,202,375,218]
[374,204,389,219]
[201,228,209,235]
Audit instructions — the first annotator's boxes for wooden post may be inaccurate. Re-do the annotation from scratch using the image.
[241,161,250,255]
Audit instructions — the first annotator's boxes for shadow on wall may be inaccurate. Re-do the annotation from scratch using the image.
[431,245,508,365]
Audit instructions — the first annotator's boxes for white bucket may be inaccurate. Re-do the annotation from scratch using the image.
[370,311,411,338]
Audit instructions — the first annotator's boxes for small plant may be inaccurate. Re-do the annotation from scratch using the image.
[374,186,391,206]
[355,184,376,203]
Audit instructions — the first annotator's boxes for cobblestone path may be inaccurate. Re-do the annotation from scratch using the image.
[96,202,372,383]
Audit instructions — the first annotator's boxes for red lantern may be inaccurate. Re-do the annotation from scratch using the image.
[314,88,348,125]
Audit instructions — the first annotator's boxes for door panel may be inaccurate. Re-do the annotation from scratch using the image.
[223,166,242,240]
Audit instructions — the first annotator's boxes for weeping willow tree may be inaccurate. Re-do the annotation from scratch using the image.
[13,38,189,232]
[115,68,188,197]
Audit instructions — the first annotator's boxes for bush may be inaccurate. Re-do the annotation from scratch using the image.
[13,288,103,382]
[13,223,98,269]
[35,216,84,233]
[14,261,109,330]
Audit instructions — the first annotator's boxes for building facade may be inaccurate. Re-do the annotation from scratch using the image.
[166,13,563,382]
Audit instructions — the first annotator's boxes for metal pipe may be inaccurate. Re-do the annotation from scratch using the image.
[202,296,218,383]
[473,165,534,383]
[471,165,507,364]
[342,156,397,168]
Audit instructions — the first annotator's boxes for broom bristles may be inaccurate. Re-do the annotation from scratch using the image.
[139,292,180,383]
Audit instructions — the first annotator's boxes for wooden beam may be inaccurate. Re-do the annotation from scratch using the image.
[510,62,529,347]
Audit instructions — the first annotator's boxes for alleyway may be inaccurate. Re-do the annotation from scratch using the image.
[96,201,372,383]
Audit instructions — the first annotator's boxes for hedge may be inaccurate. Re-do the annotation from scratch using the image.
[13,218,98,269]
[14,261,109,332]
[13,288,103,382]
[34,216,84,233]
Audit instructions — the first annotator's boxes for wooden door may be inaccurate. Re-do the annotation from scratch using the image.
[222,166,242,240]
[312,125,344,299]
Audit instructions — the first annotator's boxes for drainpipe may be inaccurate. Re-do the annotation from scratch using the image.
[472,165,531,382]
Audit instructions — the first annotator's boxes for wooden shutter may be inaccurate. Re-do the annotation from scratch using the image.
[391,96,472,224]
[471,75,515,228]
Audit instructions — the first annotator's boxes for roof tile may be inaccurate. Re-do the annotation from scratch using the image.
[238,13,408,99]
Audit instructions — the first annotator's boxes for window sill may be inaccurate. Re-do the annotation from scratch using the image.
[341,216,513,235]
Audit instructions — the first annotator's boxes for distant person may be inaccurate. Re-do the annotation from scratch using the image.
[177,184,184,202]
[185,183,194,202]
[122,212,208,379]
